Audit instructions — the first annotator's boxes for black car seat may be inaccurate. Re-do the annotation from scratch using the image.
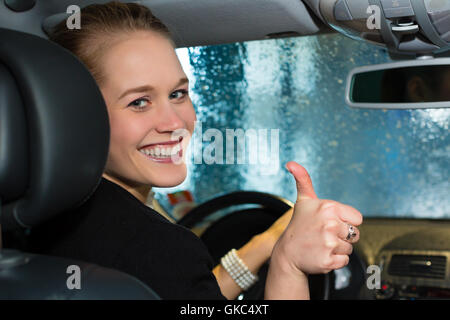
[0,27,159,299]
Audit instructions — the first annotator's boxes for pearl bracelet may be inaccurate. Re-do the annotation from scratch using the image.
[220,249,259,291]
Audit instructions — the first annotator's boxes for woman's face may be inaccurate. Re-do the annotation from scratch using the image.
[99,31,196,188]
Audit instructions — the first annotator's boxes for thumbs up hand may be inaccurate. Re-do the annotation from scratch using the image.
[271,161,363,275]
[265,162,363,299]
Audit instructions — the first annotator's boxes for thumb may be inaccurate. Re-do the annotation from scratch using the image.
[286,161,318,201]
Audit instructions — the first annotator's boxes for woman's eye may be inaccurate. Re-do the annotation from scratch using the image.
[128,98,150,110]
[170,89,188,100]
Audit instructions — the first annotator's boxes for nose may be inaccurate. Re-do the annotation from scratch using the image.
[154,100,185,134]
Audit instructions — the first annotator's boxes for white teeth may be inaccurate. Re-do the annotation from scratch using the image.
[171,144,180,155]
[140,143,181,158]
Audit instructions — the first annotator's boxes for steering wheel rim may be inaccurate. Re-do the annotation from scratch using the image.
[177,191,331,300]
[177,191,293,228]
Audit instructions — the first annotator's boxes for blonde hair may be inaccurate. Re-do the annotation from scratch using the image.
[50,1,172,85]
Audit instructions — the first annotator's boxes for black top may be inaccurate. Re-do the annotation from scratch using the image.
[27,178,225,300]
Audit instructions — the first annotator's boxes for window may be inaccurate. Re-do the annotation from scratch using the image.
[155,34,450,219]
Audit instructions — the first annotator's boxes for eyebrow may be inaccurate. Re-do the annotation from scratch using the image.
[117,77,189,101]
[176,77,189,88]
[118,85,154,101]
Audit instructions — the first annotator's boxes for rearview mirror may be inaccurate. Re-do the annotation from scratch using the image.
[346,58,450,109]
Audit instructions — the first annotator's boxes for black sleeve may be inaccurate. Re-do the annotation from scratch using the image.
[134,224,227,300]
[25,178,227,300]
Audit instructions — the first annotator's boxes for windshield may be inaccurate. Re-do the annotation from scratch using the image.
[154,33,450,220]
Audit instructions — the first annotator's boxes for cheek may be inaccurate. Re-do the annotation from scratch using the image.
[180,102,196,133]
[108,112,147,152]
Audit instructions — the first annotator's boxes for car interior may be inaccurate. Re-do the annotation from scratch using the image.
[0,0,449,300]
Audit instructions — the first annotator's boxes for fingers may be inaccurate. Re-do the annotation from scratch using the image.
[336,221,360,244]
[332,239,353,255]
[336,203,363,227]
[322,221,356,271]
[330,255,350,270]
[321,253,350,273]
[323,225,354,255]
[323,218,360,243]
[347,224,360,243]
[285,161,318,201]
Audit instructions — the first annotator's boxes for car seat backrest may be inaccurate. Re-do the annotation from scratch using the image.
[0,27,159,300]
[0,27,109,231]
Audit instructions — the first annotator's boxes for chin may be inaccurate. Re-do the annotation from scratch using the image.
[147,165,187,188]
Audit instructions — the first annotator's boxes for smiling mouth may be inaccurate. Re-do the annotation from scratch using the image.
[138,137,183,162]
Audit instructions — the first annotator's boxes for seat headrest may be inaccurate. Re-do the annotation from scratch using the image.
[0,28,109,231]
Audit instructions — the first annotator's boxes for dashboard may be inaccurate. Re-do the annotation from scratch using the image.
[331,218,450,300]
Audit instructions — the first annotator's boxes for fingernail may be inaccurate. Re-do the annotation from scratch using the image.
[285,163,291,173]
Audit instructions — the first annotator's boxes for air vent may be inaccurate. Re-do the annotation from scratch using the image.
[388,255,447,279]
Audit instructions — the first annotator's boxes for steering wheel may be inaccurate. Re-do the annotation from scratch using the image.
[177,191,330,300]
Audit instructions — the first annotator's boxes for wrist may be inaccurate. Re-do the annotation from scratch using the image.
[270,241,307,278]
[221,249,259,291]
[265,245,309,300]
[251,233,276,261]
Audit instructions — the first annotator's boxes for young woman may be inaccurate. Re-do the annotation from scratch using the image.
[29,2,362,300]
